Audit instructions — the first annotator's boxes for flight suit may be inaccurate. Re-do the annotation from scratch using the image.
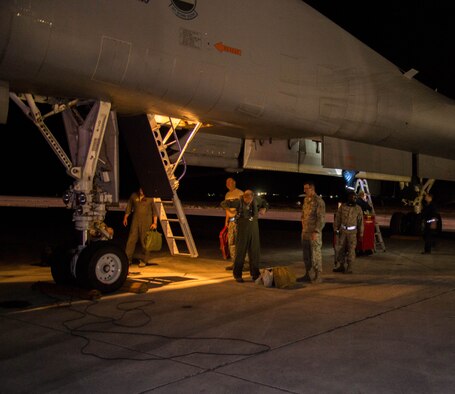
[334,203,364,273]
[301,194,326,276]
[125,192,156,263]
[221,196,269,280]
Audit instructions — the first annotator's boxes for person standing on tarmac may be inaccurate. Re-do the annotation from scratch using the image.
[299,181,326,283]
[223,178,249,271]
[333,191,364,274]
[123,188,158,267]
[356,191,372,213]
[421,193,438,254]
[221,190,268,283]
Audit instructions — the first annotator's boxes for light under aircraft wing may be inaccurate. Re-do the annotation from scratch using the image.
[0,0,455,181]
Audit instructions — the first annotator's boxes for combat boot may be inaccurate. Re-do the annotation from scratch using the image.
[138,260,146,268]
[333,264,345,273]
[344,264,353,274]
[313,270,323,283]
[297,273,311,283]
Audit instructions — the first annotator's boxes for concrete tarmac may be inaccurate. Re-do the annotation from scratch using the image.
[1,208,454,393]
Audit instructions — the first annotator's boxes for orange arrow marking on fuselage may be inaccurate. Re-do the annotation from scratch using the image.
[214,42,242,56]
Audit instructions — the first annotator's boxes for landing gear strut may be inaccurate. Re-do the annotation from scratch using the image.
[11,94,127,293]
[390,178,442,236]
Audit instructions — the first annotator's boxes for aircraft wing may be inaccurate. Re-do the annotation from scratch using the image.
[1,0,454,181]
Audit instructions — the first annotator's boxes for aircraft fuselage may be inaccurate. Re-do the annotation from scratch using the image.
[1,0,455,161]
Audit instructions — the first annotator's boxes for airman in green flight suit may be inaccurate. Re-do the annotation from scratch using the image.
[221,190,269,282]
[123,188,157,267]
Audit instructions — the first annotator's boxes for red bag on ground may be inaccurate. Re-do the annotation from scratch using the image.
[219,226,230,259]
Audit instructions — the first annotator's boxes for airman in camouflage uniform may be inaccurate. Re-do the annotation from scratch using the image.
[300,181,326,283]
[333,191,364,274]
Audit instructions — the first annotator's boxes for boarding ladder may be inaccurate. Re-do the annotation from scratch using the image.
[148,115,201,257]
[355,179,386,252]
[153,194,198,257]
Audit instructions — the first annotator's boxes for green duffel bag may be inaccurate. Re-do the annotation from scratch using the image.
[144,229,163,252]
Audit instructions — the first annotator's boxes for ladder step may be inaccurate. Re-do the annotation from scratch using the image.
[170,236,186,240]
[162,142,177,150]
[162,218,180,222]
[174,252,193,257]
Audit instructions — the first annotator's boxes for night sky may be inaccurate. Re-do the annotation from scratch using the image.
[1,1,455,204]
[305,1,455,99]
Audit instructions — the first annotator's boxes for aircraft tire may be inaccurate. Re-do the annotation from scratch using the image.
[406,212,423,235]
[50,248,75,285]
[75,241,128,293]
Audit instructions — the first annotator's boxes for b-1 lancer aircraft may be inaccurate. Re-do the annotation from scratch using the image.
[1,0,454,292]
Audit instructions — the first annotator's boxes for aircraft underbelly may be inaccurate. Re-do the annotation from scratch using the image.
[0,0,455,168]
[0,1,52,82]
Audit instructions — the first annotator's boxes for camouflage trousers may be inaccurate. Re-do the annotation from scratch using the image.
[335,231,357,266]
[227,221,237,261]
[302,232,322,273]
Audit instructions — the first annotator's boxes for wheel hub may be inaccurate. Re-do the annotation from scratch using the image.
[95,253,122,284]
